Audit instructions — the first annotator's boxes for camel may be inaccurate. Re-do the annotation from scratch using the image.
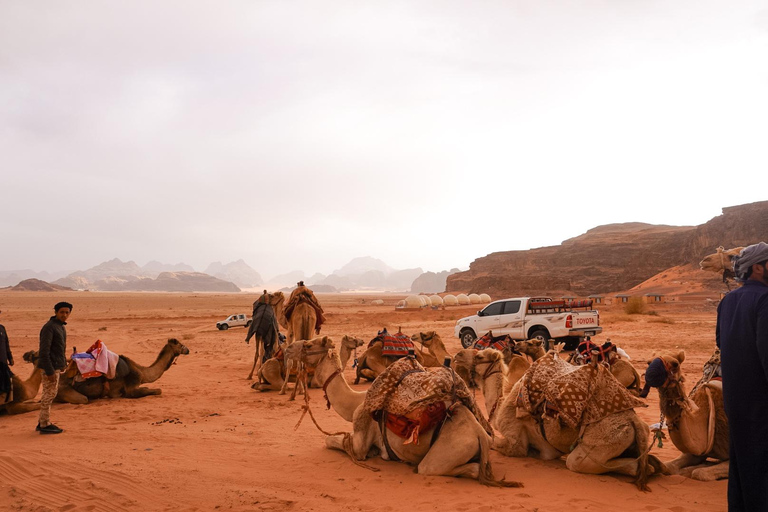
[699,246,744,275]
[646,350,729,481]
[254,335,365,395]
[514,337,547,361]
[1,351,43,415]
[567,341,642,396]
[410,331,453,367]
[492,352,668,490]
[300,349,521,486]
[296,337,367,421]
[56,339,189,404]
[245,291,285,380]
[354,329,430,384]
[281,283,325,343]
[452,348,508,423]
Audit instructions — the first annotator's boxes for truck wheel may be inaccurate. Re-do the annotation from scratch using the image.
[460,329,477,349]
[529,329,551,350]
[220,324,229,331]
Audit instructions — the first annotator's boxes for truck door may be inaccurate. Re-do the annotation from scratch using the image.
[477,301,505,334]
[497,300,525,338]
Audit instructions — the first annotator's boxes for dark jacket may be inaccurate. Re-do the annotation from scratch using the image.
[39,316,67,376]
[0,325,11,365]
[716,279,768,512]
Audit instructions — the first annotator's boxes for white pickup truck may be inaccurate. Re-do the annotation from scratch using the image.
[454,297,602,349]
[216,313,252,330]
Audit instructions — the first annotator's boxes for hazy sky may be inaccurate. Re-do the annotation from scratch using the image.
[2,1,767,279]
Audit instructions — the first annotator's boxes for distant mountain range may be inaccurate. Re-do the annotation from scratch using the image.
[2,256,448,293]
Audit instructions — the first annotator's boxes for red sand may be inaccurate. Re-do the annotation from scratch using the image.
[0,292,727,511]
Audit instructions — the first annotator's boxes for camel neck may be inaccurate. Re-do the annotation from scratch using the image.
[477,365,505,419]
[658,381,688,429]
[316,355,365,422]
[138,345,177,383]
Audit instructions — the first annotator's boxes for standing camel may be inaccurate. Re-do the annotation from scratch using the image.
[282,282,325,343]
[245,291,285,380]
[1,351,43,415]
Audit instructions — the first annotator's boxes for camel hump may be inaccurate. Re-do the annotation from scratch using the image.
[115,357,131,379]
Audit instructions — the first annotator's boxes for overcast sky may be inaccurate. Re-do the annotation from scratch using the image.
[1,1,766,279]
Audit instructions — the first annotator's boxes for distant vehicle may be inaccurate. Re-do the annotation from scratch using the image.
[454,296,602,350]
[217,314,252,330]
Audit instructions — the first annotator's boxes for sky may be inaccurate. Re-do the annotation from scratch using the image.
[1,1,767,280]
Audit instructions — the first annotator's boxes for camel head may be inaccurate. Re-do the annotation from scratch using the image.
[411,331,444,351]
[474,348,504,367]
[340,335,365,350]
[645,350,685,387]
[22,350,39,365]
[163,339,190,369]
[514,338,543,356]
[300,335,335,367]
[699,246,744,273]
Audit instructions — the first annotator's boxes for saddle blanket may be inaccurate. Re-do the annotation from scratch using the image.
[72,340,119,380]
[363,357,492,436]
[378,333,414,357]
[517,354,645,428]
[474,331,508,351]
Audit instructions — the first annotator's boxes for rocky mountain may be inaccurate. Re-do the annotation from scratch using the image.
[9,279,73,292]
[410,269,461,294]
[446,201,768,297]
[204,260,263,288]
[0,269,69,288]
[89,272,239,292]
[143,260,195,276]
[54,258,147,288]
[333,256,394,277]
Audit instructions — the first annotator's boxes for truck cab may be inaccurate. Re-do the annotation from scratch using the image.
[216,313,252,330]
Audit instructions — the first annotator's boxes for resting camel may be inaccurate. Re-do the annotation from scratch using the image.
[254,335,364,395]
[492,352,668,490]
[1,351,42,415]
[354,330,429,384]
[452,348,508,423]
[410,331,453,366]
[56,339,189,404]
[647,350,729,481]
[296,337,367,421]
[567,341,642,396]
[301,348,521,486]
[245,291,285,380]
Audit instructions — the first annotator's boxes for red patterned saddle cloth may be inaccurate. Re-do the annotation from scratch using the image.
[369,330,414,357]
[474,331,508,350]
[384,401,447,444]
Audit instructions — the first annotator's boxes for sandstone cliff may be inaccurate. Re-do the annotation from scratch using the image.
[446,201,768,297]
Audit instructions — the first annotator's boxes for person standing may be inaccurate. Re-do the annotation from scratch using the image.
[716,242,768,511]
[0,308,13,404]
[37,301,72,434]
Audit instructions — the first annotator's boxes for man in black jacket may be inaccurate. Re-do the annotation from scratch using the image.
[37,301,72,434]
[0,309,13,403]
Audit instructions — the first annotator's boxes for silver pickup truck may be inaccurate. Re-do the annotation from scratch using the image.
[454,296,602,349]
[216,313,252,330]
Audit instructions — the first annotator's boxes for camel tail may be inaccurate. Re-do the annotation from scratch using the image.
[477,434,524,488]
[633,419,651,492]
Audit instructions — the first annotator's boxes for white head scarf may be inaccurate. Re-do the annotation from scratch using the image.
[733,242,768,281]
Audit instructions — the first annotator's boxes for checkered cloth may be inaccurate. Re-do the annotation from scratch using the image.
[474,331,508,351]
[517,354,646,429]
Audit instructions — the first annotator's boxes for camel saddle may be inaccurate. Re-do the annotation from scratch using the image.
[474,331,509,351]
[363,357,492,444]
[576,339,616,364]
[369,329,414,358]
[517,354,646,429]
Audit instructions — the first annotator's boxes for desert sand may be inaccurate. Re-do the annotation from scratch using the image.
[0,291,727,511]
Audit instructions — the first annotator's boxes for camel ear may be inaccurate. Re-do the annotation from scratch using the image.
[675,350,685,363]
[322,336,330,347]
[533,338,543,347]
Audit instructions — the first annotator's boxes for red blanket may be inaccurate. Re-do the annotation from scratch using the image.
[379,333,414,357]
[474,331,508,350]
[385,401,446,444]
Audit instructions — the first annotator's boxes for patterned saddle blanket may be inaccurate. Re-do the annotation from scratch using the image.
[364,357,492,439]
[517,354,646,429]
[474,331,509,351]
[369,329,414,357]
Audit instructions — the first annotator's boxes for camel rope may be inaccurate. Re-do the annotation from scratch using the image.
[293,361,380,472]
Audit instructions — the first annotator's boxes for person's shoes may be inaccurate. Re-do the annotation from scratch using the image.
[38,424,63,434]
[35,423,41,431]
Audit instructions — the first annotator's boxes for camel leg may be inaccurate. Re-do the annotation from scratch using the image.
[126,387,162,398]
[688,460,729,481]
[54,387,89,405]
[418,411,484,479]
[666,453,707,475]
[325,411,381,460]
[279,359,293,395]
[247,342,264,380]
[4,401,42,414]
